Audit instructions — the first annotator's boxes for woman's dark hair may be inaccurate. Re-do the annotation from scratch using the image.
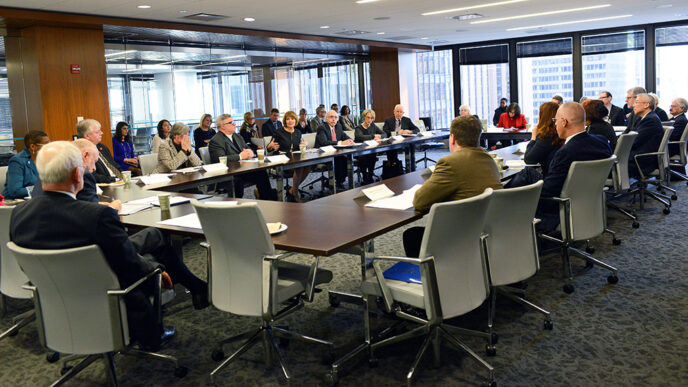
[535,102,564,147]
[24,130,48,149]
[581,99,608,125]
[341,105,350,116]
[157,119,171,139]
[115,121,130,142]
[507,103,521,117]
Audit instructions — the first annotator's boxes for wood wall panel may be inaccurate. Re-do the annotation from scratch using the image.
[369,47,400,121]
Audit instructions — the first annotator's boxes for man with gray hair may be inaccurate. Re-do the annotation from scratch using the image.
[310,105,326,132]
[77,118,123,183]
[627,93,664,177]
[668,97,687,156]
[624,86,647,130]
[10,141,209,349]
[382,104,419,167]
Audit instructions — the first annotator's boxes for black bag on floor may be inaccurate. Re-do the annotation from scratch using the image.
[381,160,404,179]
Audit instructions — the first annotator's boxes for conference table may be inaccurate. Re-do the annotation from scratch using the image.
[480,128,531,148]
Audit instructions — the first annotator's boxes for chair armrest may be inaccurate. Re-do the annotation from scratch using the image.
[372,255,430,264]
[263,252,297,261]
[22,284,36,292]
[107,268,162,296]
[633,152,666,180]
[533,218,541,225]
[200,241,210,249]
[539,196,569,203]
[634,151,664,159]
[668,141,685,146]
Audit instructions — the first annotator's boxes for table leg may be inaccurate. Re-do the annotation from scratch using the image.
[347,154,355,189]
[404,145,413,173]
[408,144,417,172]
[328,159,336,193]
[275,166,285,202]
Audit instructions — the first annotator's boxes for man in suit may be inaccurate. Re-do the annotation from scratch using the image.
[382,104,420,163]
[209,114,277,200]
[668,98,688,157]
[551,95,564,106]
[599,90,625,126]
[493,98,508,126]
[626,93,665,178]
[624,86,647,130]
[310,106,326,133]
[315,110,354,190]
[260,108,283,138]
[537,102,613,231]
[10,142,208,349]
[77,118,123,184]
[402,115,503,258]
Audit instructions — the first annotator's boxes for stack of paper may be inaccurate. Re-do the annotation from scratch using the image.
[158,213,203,230]
[354,184,395,202]
[266,154,290,163]
[319,145,337,153]
[119,202,153,216]
[505,160,527,168]
[172,166,203,173]
[419,131,435,137]
[364,184,422,210]
[201,163,228,172]
[138,174,173,186]
[127,195,190,207]
[364,140,379,146]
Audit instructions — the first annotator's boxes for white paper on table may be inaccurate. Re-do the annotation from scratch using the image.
[138,174,173,186]
[392,135,405,141]
[126,195,190,207]
[201,163,228,172]
[172,166,203,173]
[505,160,527,168]
[354,184,395,202]
[364,184,422,210]
[119,203,153,216]
[265,154,290,163]
[241,158,259,162]
[419,131,435,137]
[319,145,337,153]
[364,140,378,146]
[96,185,103,195]
[158,213,203,230]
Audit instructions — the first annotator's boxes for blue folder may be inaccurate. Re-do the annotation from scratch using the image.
[383,262,422,284]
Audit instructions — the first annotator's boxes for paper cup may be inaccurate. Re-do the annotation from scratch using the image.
[158,193,171,212]
[121,170,131,184]
[257,149,264,162]
[218,156,228,165]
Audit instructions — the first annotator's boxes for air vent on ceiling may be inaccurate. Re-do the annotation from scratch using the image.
[384,35,415,41]
[449,13,483,21]
[373,16,390,20]
[336,30,370,36]
[182,13,229,21]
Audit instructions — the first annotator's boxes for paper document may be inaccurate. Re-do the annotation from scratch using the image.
[96,185,103,195]
[265,154,290,163]
[364,140,378,146]
[172,166,202,173]
[392,135,405,141]
[354,184,395,202]
[158,213,203,230]
[319,145,337,153]
[127,195,190,207]
[138,174,173,186]
[119,203,153,216]
[201,163,228,172]
[505,160,526,168]
[364,184,422,210]
[419,131,435,137]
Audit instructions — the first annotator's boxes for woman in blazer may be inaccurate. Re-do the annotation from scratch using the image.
[112,121,141,175]
[267,110,309,202]
[355,109,385,184]
[2,130,49,199]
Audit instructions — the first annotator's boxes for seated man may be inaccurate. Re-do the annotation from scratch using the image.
[537,102,613,231]
[10,142,208,350]
[314,109,354,190]
[403,116,503,258]
[261,108,283,138]
[627,93,664,178]
[668,98,688,157]
[209,114,277,200]
[152,123,202,173]
[382,104,419,164]
[623,86,647,132]
[77,118,122,183]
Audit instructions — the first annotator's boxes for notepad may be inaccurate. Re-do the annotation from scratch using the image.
[354,184,395,202]
[364,140,379,146]
[119,203,153,216]
[158,213,202,230]
[172,166,203,173]
[383,262,421,284]
[201,163,228,172]
[138,174,173,186]
[505,160,526,168]
[319,145,337,153]
[265,154,290,163]
[364,184,422,210]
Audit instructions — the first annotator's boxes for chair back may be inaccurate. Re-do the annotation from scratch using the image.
[192,200,275,317]
[419,189,492,320]
[8,243,128,354]
[199,147,211,165]
[483,182,543,287]
[658,126,673,175]
[138,153,158,175]
[0,207,31,299]
[673,123,688,165]
[559,156,616,241]
[374,122,384,131]
[610,133,637,191]
[302,133,317,148]
[413,119,426,131]
[0,166,8,193]
[344,130,355,140]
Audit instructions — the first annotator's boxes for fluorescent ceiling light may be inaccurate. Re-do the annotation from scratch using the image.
[320,25,330,29]
[423,0,526,16]
[193,60,242,67]
[472,4,611,24]
[105,50,137,57]
[221,54,246,60]
[243,17,255,22]
[137,5,151,9]
[377,32,385,34]
[507,14,632,31]
[356,0,380,3]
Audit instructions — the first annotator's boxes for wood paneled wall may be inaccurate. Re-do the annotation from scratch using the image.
[369,47,400,120]
[6,25,111,150]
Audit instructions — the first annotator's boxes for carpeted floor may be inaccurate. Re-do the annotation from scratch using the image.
[1,147,688,386]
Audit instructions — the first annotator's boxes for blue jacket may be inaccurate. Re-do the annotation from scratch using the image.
[112,137,135,171]
[2,149,38,199]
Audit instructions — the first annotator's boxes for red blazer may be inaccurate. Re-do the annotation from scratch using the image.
[497,113,528,131]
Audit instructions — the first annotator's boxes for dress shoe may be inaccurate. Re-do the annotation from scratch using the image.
[192,292,210,310]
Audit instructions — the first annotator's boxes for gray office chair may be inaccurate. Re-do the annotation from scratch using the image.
[7,242,187,386]
[538,156,619,294]
[605,133,640,228]
[191,200,334,385]
[198,146,211,165]
[484,181,553,341]
[629,126,675,214]
[336,189,495,386]
[138,153,158,175]
[0,166,8,194]
[668,122,688,183]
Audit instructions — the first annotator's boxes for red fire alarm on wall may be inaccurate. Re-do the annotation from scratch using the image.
[70,64,81,74]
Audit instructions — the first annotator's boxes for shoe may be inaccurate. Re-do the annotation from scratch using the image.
[192,292,210,310]
[160,326,176,345]
[253,188,260,199]
[285,191,302,203]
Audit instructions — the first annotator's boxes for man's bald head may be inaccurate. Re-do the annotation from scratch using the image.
[554,102,586,139]
[73,138,99,172]
[36,141,83,185]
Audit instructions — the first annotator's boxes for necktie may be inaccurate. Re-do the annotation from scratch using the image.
[396,119,401,132]
[331,126,337,141]
[100,152,123,179]
[231,134,240,151]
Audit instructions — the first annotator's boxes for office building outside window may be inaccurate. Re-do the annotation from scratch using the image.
[416,49,454,129]
[656,25,688,113]
[459,44,510,125]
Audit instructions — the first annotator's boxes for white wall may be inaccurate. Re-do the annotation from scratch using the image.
[398,49,419,120]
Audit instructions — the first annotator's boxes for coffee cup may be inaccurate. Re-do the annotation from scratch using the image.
[218,156,228,165]
[257,149,264,161]
[121,170,131,184]
[158,193,171,212]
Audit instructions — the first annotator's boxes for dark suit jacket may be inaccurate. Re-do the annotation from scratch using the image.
[261,119,283,138]
[655,107,669,122]
[609,104,625,126]
[315,122,350,148]
[382,116,419,138]
[493,107,507,126]
[32,171,99,203]
[587,121,617,151]
[208,132,248,163]
[629,111,664,174]
[524,135,562,176]
[93,143,121,183]
[625,112,640,132]
[669,113,688,156]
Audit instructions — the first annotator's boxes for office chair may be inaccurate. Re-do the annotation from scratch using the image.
[138,153,158,176]
[668,122,688,183]
[329,189,495,386]
[8,243,187,386]
[628,126,675,214]
[192,200,334,385]
[537,156,619,294]
[198,146,212,165]
[605,133,640,228]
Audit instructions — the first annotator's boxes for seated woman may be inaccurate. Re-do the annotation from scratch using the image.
[239,112,259,151]
[152,119,171,154]
[583,99,617,150]
[497,103,528,131]
[523,102,563,176]
[266,110,309,202]
[153,123,202,173]
[355,109,385,185]
[2,130,49,199]
[297,108,312,134]
[339,105,356,132]
[112,121,141,176]
[459,104,480,121]
[193,113,216,157]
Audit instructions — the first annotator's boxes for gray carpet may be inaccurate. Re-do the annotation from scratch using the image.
[2,149,688,386]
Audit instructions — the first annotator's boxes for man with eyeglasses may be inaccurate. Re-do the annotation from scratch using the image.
[624,86,647,131]
[668,98,688,157]
[627,93,664,177]
[208,114,277,200]
[599,91,625,126]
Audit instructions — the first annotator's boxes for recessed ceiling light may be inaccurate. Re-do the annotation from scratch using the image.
[507,14,632,31]
[243,17,255,22]
[377,32,385,34]
[421,37,429,39]
[179,10,188,13]
[320,25,330,29]
[472,4,611,24]
[423,0,526,16]
[137,5,151,9]
[449,13,483,21]
[356,0,380,3]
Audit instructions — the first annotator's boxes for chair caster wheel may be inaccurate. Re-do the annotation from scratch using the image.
[671,194,678,200]
[632,221,639,228]
[46,352,60,363]
[8,330,18,337]
[174,366,188,378]
[491,332,499,344]
[486,380,497,387]
[607,275,619,284]
[211,349,225,361]
[485,345,496,357]
[328,294,340,307]
[324,371,338,386]
[544,320,553,330]
[663,208,671,215]
[612,238,621,245]
[368,357,379,368]
[563,284,575,294]
[585,246,595,254]
[60,365,73,375]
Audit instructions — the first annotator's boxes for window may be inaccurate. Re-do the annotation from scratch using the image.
[321,62,361,116]
[459,44,510,125]
[656,25,688,112]
[581,31,645,106]
[518,38,573,124]
[416,49,454,129]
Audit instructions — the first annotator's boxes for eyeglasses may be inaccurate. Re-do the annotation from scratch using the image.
[633,100,649,106]
[223,121,236,126]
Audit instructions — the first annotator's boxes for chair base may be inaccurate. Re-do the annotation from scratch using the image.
[210,323,332,385]
[0,309,35,340]
[495,286,552,331]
